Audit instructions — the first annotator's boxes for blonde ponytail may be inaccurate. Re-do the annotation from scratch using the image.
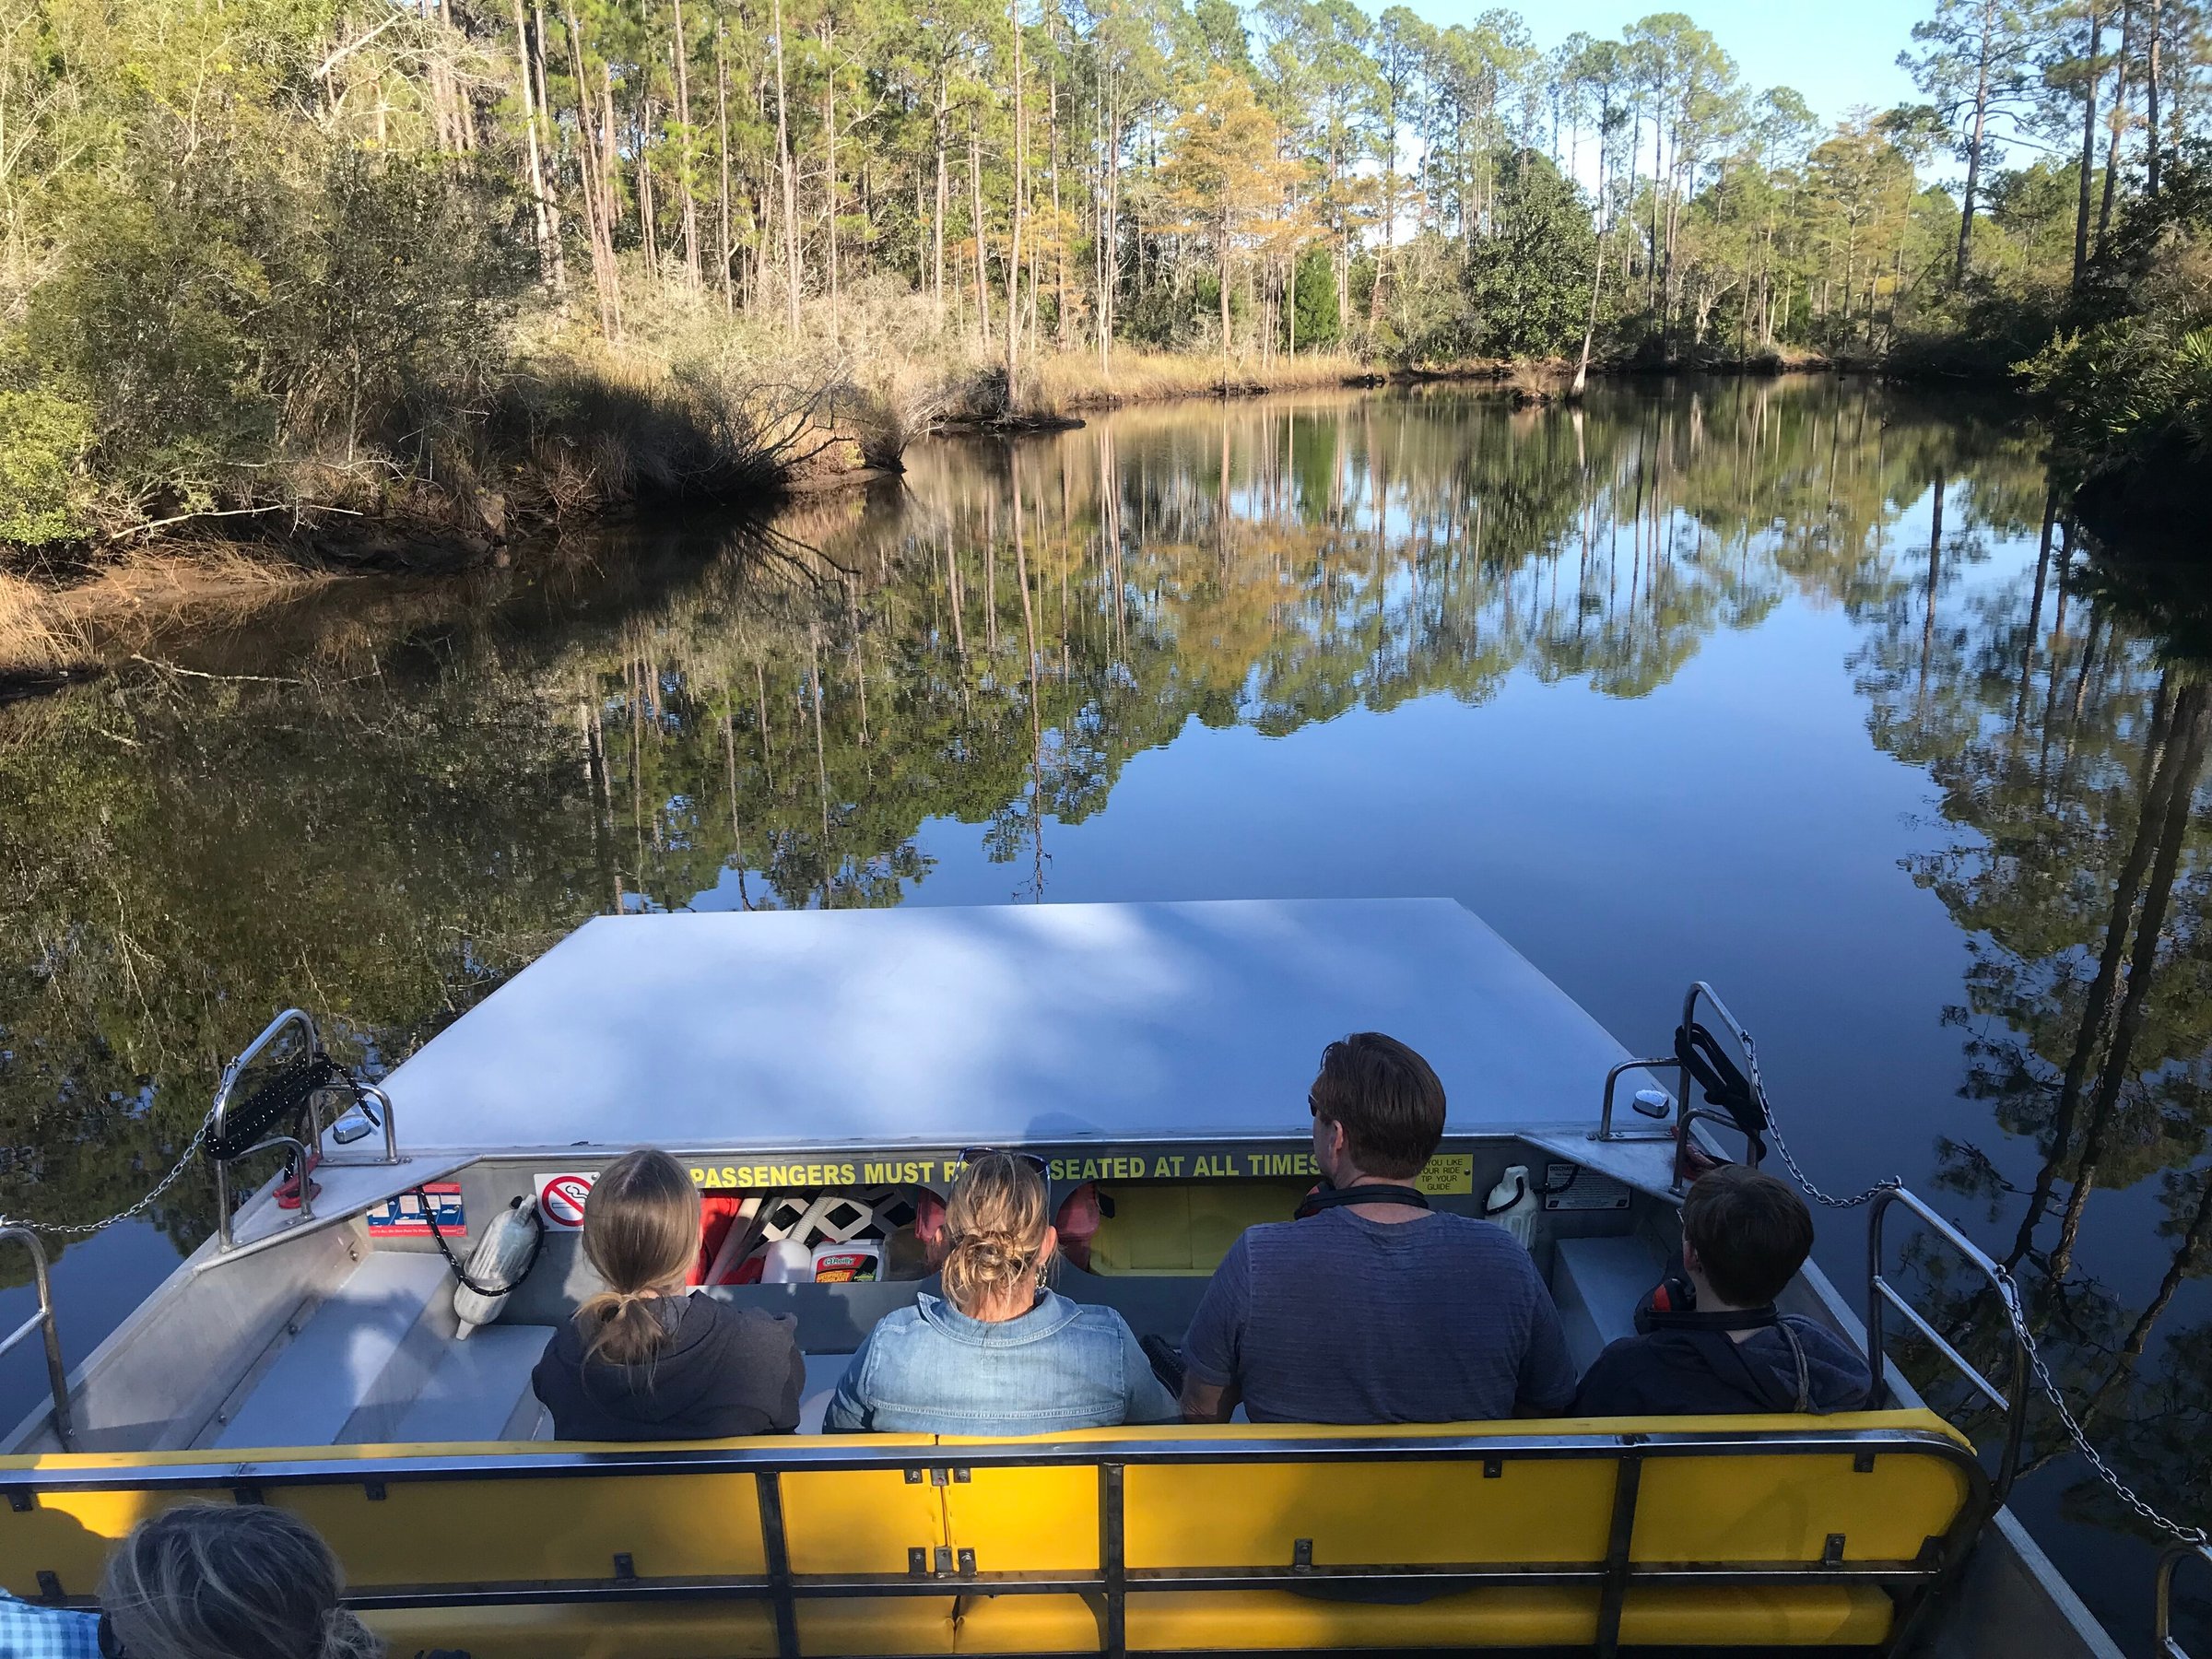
[940,1153,1050,1315]
[578,1149,702,1365]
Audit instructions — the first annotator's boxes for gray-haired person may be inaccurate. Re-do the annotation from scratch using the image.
[93,1504,388,1659]
[0,1501,465,1659]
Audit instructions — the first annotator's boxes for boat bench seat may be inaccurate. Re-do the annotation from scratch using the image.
[200,1251,555,1452]
[0,1412,1984,1657]
[958,1583,1896,1651]
[367,1583,1890,1658]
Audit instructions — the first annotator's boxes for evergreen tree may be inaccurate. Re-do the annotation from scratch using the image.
[1461,146,1594,358]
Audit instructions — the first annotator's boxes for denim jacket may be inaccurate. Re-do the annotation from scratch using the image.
[823,1289,1180,1435]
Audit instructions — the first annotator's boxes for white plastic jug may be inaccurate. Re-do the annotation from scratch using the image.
[1487,1164,1539,1249]
[759,1239,814,1284]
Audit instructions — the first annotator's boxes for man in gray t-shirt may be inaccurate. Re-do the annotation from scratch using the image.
[1181,1033,1576,1424]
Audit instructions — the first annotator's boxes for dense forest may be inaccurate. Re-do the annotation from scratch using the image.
[0,0,2207,550]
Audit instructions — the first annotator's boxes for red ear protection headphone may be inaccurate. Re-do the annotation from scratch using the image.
[1635,1273,1779,1335]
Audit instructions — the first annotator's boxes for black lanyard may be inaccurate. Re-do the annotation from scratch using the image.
[1294,1183,1433,1219]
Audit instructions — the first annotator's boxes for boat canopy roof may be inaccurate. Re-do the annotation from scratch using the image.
[382,900,1647,1159]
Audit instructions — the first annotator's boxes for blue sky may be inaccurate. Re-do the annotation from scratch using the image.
[1417,0,1927,128]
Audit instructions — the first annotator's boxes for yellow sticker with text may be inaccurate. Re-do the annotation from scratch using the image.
[1416,1154,1475,1195]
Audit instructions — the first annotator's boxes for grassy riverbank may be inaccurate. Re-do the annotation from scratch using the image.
[0,270,1884,679]
[18,0,2185,594]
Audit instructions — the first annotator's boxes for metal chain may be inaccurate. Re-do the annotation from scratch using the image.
[1732,1015,2204,1535]
[1989,1260,2210,1546]
[1734,1024,1903,1209]
[1,1114,217,1237]
[0,1058,371,1238]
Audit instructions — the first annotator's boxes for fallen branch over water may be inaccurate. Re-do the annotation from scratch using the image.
[115,505,363,541]
[126,653,315,688]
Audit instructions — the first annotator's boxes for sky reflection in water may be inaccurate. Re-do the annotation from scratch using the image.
[0,377,2205,1644]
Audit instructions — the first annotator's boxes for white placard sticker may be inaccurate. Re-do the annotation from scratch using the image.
[535,1171,596,1229]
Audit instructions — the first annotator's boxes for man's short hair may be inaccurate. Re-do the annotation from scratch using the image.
[1683,1165,1815,1307]
[1309,1033,1446,1181]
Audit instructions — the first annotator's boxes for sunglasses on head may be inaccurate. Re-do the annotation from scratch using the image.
[958,1147,1049,1177]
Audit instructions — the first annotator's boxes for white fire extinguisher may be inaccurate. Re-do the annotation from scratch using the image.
[453,1195,546,1337]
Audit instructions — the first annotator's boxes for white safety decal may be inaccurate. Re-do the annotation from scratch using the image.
[535,1171,596,1229]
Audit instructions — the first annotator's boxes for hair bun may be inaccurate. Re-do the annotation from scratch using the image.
[940,1155,1051,1314]
[948,1230,1030,1277]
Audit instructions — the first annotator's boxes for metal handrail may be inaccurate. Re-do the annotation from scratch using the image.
[1866,1186,2030,1501]
[0,1228,72,1449]
[210,1007,322,1146]
[217,1135,317,1252]
[1594,1055,1683,1142]
[349,1080,398,1169]
[212,1009,321,1253]
[318,1077,401,1171]
[1675,980,1787,1188]
[2158,1544,2212,1659]
[1683,980,1755,1055]
[1592,982,1762,1171]
[211,1009,401,1250]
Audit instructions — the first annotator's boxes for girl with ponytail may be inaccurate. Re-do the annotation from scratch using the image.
[825,1152,1177,1435]
[531,1149,802,1441]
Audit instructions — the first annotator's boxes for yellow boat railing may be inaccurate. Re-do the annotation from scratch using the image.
[0,1411,1987,1658]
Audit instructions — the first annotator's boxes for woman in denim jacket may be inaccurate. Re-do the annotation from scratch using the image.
[824,1153,1178,1435]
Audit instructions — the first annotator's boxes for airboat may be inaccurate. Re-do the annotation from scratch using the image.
[0,900,2165,1657]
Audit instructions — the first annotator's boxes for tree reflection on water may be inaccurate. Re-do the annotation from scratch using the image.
[0,376,2207,1634]
[1859,513,2212,1607]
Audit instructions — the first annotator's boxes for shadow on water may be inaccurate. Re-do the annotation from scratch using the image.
[2,375,2210,1645]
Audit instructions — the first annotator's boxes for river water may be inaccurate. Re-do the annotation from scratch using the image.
[3,377,2207,1648]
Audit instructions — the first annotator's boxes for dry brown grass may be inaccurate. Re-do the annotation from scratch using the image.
[0,571,84,674]
[0,546,325,675]
[1505,360,1565,406]
[1024,349,1371,417]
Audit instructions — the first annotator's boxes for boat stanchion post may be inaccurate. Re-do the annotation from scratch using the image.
[0,1228,71,1450]
[2156,1543,2212,1659]
[1865,1186,2030,1503]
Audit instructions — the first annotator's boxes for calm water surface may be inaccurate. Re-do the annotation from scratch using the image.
[4,378,2208,1648]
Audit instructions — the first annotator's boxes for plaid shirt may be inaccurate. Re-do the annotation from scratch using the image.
[0,1595,100,1659]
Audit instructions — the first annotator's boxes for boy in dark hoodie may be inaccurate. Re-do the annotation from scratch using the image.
[1570,1164,1871,1417]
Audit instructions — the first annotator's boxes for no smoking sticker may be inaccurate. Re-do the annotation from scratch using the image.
[535,1171,596,1229]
